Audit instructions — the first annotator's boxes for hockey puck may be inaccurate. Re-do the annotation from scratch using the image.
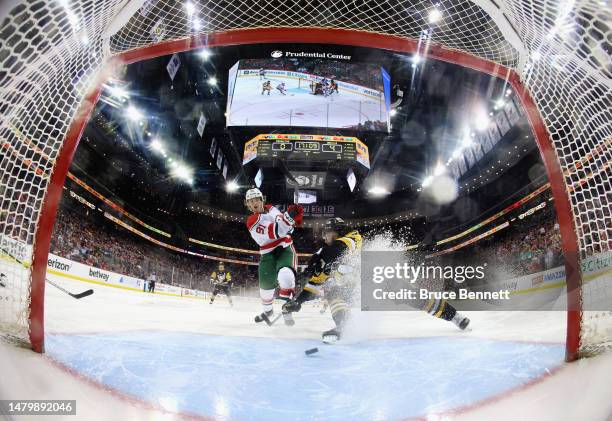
[304,347,319,355]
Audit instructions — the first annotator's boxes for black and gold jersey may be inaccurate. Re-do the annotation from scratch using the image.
[211,271,231,285]
[308,230,362,285]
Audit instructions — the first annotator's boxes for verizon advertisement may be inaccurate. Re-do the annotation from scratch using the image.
[45,253,206,299]
[47,253,143,289]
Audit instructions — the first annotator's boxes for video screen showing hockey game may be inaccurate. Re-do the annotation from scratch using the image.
[226,58,391,131]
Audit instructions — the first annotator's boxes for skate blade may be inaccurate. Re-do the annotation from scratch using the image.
[459,318,471,331]
[282,313,295,327]
[322,335,339,344]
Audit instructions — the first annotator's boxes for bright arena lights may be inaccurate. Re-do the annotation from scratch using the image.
[225,180,239,192]
[207,76,218,86]
[172,163,194,184]
[185,1,195,15]
[426,175,458,204]
[461,135,473,148]
[368,186,390,197]
[108,85,129,100]
[126,105,143,121]
[433,163,446,176]
[150,139,164,152]
[474,109,490,131]
[428,8,443,24]
[199,49,211,60]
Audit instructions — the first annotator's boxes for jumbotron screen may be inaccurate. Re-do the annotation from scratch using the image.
[226,57,391,131]
[243,134,370,169]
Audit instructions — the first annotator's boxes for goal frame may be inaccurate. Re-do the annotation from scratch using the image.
[29,27,582,360]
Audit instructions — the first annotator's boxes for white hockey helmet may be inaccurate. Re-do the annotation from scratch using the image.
[245,188,264,201]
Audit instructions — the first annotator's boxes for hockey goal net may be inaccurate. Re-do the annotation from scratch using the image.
[0,0,609,360]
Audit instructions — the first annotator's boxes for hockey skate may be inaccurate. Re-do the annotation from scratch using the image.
[281,299,301,313]
[322,328,341,344]
[452,313,470,330]
[254,310,274,324]
[281,308,295,326]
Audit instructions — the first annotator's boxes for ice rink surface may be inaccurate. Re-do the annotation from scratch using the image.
[1,269,612,420]
[228,75,387,128]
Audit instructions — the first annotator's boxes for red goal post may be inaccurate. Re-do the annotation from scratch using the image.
[0,1,609,361]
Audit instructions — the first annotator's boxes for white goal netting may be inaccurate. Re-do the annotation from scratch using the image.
[0,0,610,358]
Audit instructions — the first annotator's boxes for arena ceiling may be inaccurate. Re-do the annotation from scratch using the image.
[70,43,543,226]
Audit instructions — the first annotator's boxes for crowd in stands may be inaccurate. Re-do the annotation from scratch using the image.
[351,120,388,131]
[350,202,567,278]
[576,193,611,256]
[50,205,260,291]
[471,219,564,276]
[0,175,41,244]
[49,192,597,297]
[181,212,317,254]
[449,206,565,278]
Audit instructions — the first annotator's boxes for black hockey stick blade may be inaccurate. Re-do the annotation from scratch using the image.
[46,279,94,299]
[1,246,93,299]
[0,246,26,266]
[70,289,94,299]
[263,312,283,326]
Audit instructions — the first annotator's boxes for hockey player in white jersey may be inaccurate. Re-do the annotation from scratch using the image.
[276,82,287,95]
[245,188,304,325]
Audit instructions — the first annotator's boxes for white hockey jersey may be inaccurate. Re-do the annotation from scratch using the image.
[246,204,294,254]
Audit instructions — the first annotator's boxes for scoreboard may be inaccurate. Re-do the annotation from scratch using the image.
[243,134,370,169]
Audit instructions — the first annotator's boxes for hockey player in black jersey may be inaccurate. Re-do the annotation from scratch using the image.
[209,262,234,306]
[283,217,361,343]
[283,218,470,343]
[261,80,272,95]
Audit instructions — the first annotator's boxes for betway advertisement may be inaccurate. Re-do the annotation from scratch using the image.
[47,253,143,289]
[45,253,206,298]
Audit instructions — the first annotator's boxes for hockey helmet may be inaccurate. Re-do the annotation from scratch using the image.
[322,217,348,235]
[245,188,263,201]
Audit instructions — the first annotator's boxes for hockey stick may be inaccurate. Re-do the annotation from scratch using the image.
[262,312,283,327]
[46,279,93,299]
[0,246,94,299]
